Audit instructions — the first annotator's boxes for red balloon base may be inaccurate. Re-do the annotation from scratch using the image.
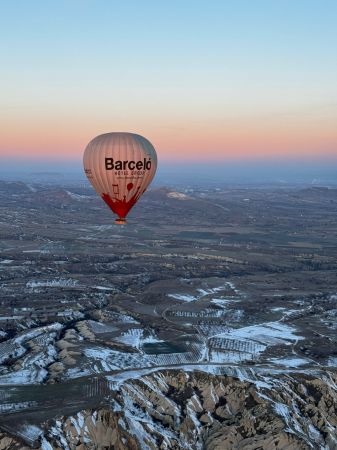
[115,218,126,225]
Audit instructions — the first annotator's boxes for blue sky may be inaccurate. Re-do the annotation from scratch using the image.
[1,0,336,163]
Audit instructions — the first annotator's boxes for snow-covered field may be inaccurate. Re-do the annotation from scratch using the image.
[214,321,302,345]
[204,321,303,363]
[64,341,204,379]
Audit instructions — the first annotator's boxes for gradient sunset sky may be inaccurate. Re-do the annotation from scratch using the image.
[1,0,337,164]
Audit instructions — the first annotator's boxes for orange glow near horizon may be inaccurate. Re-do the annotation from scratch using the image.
[1,114,336,162]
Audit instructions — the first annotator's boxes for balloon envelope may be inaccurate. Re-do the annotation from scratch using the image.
[83,132,157,223]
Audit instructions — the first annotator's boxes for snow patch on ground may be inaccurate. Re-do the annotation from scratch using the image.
[88,320,118,334]
[0,324,62,384]
[167,192,190,200]
[0,369,45,385]
[215,322,302,345]
[142,335,164,344]
[116,329,144,348]
[66,190,91,200]
[211,298,234,308]
[203,322,303,364]
[168,293,197,302]
[14,323,63,345]
[17,424,43,443]
[94,285,114,291]
[327,357,337,367]
[57,310,84,319]
[41,436,54,450]
[115,329,164,350]
[168,286,228,303]
[270,357,310,368]
[108,312,139,324]
[23,249,50,254]
[66,341,202,379]
[26,278,79,288]
[83,347,121,372]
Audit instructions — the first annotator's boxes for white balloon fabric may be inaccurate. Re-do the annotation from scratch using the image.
[83,132,157,223]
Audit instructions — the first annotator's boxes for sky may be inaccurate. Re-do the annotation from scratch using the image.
[1,0,337,168]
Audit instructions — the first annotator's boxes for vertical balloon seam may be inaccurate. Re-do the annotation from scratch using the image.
[97,137,103,196]
[134,134,144,214]
[139,136,152,198]
[87,141,101,196]
[128,134,137,215]
[98,135,109,195]
[106,133,117,215]
[116,133,122,215]
[141,136,157,198]
[95,136,106,198]
[89,139,100,196]
[103,133,113,195]
[137,134,145,199]
[103,134,112,204]
[108,133,119,217]
[122,133,128,214]
[124,134,130,212]
[90,141,101,195]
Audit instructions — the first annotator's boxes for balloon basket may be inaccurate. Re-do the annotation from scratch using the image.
[115,218,126,225]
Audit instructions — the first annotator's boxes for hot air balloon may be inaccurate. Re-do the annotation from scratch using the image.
[83,132,157,224]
